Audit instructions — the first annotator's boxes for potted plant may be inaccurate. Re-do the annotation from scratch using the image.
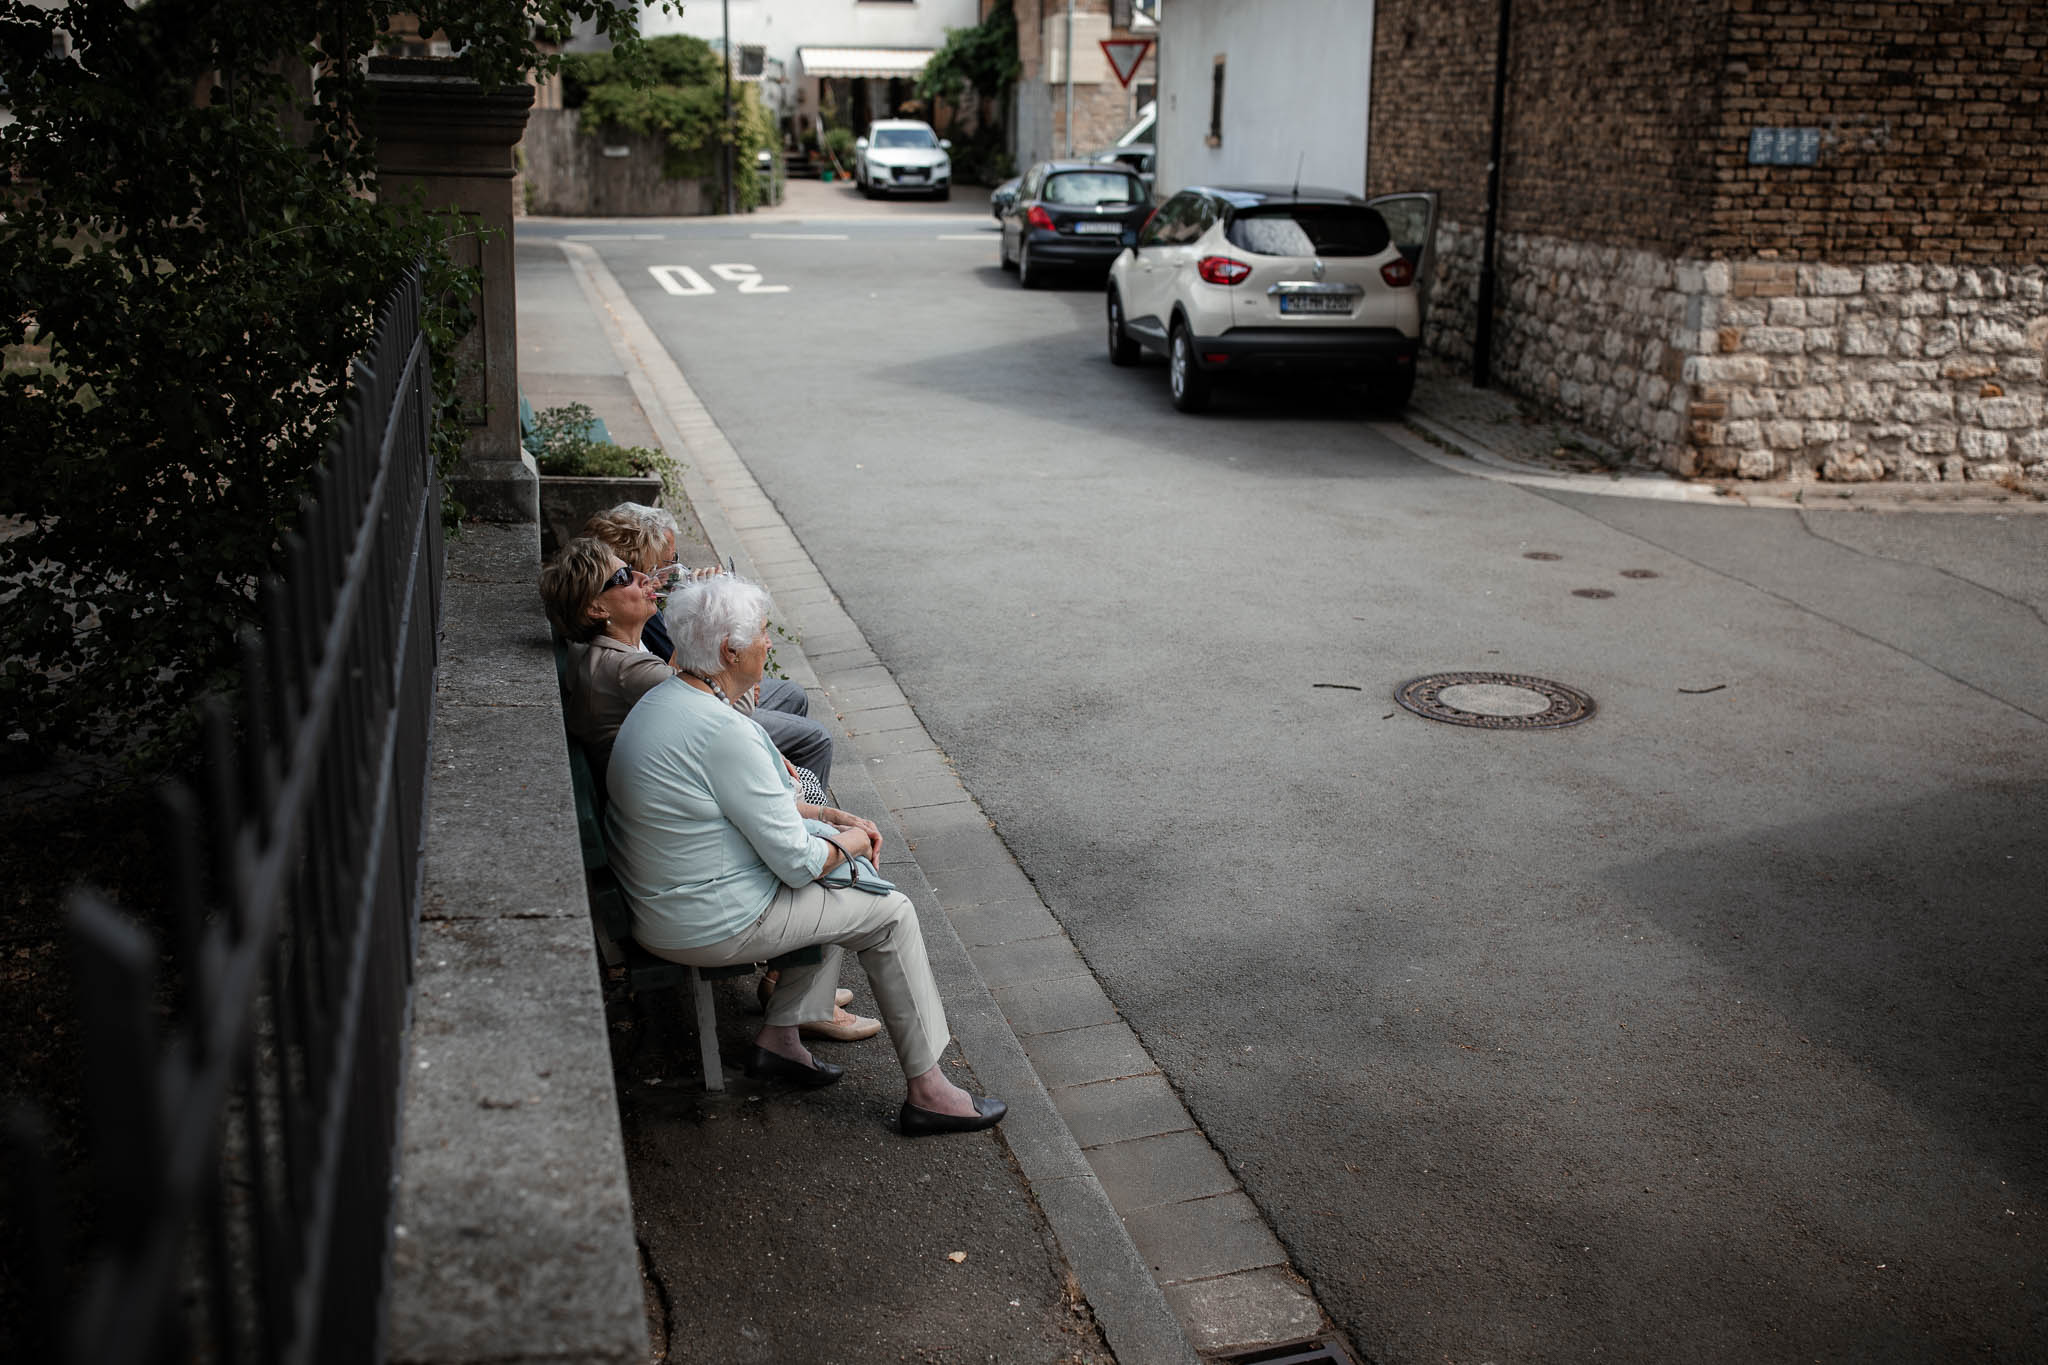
[527,402,668,555]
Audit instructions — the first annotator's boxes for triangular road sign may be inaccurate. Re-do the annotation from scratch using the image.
[1099,38,1153,89]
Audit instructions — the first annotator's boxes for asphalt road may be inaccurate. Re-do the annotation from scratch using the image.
[521,202,2048,1364]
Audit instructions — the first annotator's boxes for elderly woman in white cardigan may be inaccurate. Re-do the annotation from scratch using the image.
[604,574,1004,1136]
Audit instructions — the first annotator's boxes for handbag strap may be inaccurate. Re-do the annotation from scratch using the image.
[816,833,860,884]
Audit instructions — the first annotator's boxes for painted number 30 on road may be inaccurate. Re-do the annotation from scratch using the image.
[648,264,788,296]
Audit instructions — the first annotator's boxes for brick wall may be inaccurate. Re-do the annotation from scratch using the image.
[1702,3,2048,263]
[1366,0,2047,482]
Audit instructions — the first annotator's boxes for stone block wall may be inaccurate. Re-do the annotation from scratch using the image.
[1685,259,2047,482]
[1421,216,2048,482]
[1369,0,2048,482]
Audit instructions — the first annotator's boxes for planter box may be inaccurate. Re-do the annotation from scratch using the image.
[538,474,663,558]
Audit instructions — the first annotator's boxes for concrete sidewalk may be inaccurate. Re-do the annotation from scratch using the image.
[517,236,1196,1365]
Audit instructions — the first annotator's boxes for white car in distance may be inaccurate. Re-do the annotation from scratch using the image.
[854,120,953,201]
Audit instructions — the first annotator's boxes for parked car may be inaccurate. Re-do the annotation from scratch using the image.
[1104,185,1438,413]
[854,119,953,200]
[990,102,1155,220]
[998,161,1153,288]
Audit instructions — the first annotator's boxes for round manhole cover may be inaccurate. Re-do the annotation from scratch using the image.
[1394,672,1596,730]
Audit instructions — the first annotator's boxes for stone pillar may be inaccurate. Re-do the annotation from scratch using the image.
[368,57,537,522]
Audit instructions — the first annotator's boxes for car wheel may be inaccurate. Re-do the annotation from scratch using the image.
[1106,289,1140,367]
[1018,241,1041,289]
[1168,323,1211,412]
[931,186,950,202]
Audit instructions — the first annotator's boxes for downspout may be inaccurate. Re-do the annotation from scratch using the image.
[1472,0,1511,387]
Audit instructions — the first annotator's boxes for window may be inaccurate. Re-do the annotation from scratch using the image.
[1225,207,1392,258]
[1207,56,1225,147]
[737,45,765,79]
[1140,193,1193,247]
[871,127,938,149]
[1042,172,1145,207]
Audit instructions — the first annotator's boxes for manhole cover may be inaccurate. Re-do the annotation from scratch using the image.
[1572,587,1615,599]
[1394,672,1596,730]
[1620,568,1660,579]
[1523,551,1562,561]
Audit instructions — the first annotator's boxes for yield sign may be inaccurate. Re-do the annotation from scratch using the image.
[1099,38,1153,89]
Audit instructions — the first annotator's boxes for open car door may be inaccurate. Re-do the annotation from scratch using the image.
[1367,191,1439,332]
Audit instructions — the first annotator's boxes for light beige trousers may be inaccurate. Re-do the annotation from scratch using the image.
[644,883,951,1079]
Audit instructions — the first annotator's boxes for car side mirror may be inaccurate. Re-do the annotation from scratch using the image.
[854,137,869,152]
[940,138,953,151]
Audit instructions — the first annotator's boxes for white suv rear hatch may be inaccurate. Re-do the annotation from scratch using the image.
[1222,205,1418,334]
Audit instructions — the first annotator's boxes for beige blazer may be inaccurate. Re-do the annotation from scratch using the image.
[562,633,675,789]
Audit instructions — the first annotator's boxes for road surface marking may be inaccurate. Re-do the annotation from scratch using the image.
[710,263,789,294]
[648,265,713,296]
[570,233,668,240]
[750,232,848,240]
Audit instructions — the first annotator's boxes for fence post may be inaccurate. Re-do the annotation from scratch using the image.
[368,56,537,523]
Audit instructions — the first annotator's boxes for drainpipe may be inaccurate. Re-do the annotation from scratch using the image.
[1065,0,1076,157]
[1472,0,1511,387]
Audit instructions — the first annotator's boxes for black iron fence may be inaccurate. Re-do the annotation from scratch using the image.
[11,265,443,1364]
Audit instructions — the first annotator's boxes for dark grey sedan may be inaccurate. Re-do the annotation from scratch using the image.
[997,162,1153,289]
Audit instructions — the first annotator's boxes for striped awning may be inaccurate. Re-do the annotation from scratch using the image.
[797,47,935,78]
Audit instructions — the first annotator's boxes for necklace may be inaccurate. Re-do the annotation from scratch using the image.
[680,670,730,704]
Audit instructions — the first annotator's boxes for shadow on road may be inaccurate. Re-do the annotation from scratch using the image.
[1606,778,2048,1187]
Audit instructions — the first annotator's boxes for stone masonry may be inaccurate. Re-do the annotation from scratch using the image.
[1370,0,2048,483]
[1424,221,2048,481]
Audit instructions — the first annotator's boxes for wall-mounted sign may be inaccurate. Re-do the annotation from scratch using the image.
[1748,127,1820,166]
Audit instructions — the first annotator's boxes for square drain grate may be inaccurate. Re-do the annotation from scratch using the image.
[1215,1337,1359,1365]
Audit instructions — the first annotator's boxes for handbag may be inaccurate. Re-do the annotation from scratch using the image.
[811,825,896,895]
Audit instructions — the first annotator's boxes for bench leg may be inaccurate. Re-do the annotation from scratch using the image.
[688,966,725,1092]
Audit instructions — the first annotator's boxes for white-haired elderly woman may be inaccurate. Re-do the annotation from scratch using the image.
[605,575,1005,1135]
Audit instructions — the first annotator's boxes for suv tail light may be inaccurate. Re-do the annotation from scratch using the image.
[1198,256,1252,286]
[1380,257,1415,288]
[1026,205,1056,232]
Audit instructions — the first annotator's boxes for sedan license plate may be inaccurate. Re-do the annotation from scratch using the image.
[1073,221,1123,235]
[896,169,926,181]
[1279,293,1354,315]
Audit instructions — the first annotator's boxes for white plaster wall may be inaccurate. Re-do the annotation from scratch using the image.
[1155,0,1373,197]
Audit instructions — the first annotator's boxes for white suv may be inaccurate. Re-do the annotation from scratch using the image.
[854,119,953,201]
[1106,186,1432,412]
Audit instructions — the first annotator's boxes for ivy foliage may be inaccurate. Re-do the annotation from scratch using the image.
[0,1,669,770]
[561,35,777,210]
[917,0,1020,185]
[917,0,1021,106]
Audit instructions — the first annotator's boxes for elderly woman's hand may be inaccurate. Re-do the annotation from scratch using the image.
[818,807,882,857]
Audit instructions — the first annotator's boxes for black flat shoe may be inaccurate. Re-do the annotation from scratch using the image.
[898,1094,1007,1137]
[745,1045,843,1089]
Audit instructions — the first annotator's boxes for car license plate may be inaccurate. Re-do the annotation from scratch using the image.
[1279,294,1353,314]
[1074,221,1123,235]
[896,169,926,180]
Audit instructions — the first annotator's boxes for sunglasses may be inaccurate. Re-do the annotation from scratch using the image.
[601,565,653,593]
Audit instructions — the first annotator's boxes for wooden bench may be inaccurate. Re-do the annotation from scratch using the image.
[557,655,820,1091]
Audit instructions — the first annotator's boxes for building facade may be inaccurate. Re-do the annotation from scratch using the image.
[1367,0,2048,483]
[1008,0,1158,171]
[637,0,980,136]
[1152,0,1374,201]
